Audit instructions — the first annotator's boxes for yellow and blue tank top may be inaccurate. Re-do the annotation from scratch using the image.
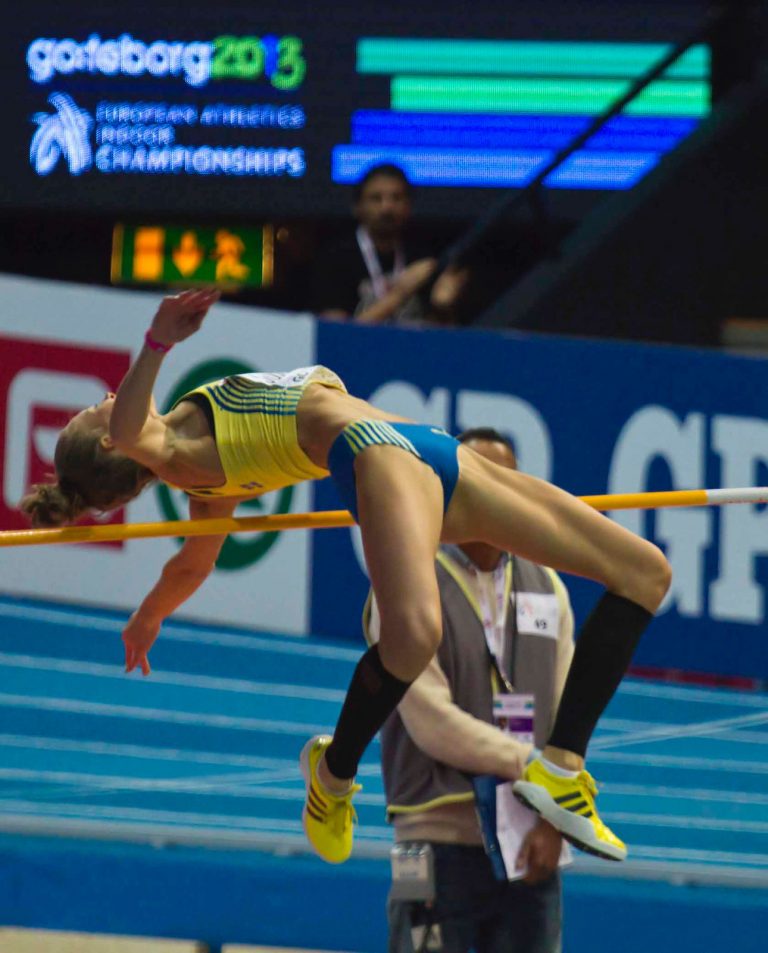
[175,365,346,497]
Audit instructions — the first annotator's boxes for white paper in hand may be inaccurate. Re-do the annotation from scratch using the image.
[496,781,572,881]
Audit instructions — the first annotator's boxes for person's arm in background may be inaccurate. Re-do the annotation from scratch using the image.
[356,260,471,327]
[355,258,438,325]
[426,264,471,325]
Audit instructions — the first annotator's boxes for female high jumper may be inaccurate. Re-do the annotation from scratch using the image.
[21,290,671,864]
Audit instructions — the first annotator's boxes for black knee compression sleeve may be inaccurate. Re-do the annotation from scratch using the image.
[324,644,412,781]
[547,592,653,757]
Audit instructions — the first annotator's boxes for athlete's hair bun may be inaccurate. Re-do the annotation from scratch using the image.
[19,480,88,528]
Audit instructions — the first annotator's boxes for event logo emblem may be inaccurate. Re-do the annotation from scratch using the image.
[156,359,294,571]
[30,92,93,175]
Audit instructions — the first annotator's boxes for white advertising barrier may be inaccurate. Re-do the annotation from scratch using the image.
[0,274,315,634]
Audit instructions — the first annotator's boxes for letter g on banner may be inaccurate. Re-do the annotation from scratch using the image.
[710,415,768,624]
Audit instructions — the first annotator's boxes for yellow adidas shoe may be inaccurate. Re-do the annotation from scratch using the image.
[300,735,362,864]
[512,758,627,861]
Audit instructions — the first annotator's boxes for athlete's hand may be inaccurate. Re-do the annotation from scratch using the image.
[515,818,563,884]
[122,610,161,676]
[149,288,221,347]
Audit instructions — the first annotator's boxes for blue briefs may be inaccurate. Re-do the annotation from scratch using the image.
[327,420,461,522]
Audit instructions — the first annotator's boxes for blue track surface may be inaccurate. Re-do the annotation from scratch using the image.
[1,596,766,887]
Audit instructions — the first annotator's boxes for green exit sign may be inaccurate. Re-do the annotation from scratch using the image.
[111,224,274,288]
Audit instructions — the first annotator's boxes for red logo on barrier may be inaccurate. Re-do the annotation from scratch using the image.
[0,335,132,543]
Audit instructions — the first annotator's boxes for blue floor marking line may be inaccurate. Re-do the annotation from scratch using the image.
[0,692,341,736]
[0,598,361,661]
[0,734,300,768]
[605,783,768,806]
[590,711,768,749]
[597,718,768,741]
[601,812,768,833]
[0,799,392,838]
[615,679,768,708]
[0,769,387,804]
[591,751,768,774]
[0,734,384,779]
[0,653,348,702]
[626,845,768,867]
[600,723,768,745]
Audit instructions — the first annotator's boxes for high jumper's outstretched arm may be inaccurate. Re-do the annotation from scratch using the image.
[122,494,238,675]
[110,289,220,455]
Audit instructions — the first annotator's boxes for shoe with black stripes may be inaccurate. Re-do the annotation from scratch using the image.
[300,734,362,864]
[512,758,627,861]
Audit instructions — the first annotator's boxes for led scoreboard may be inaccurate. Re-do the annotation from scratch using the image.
[0,2,710,219]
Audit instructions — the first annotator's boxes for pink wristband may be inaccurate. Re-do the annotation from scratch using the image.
[144,329,173,354]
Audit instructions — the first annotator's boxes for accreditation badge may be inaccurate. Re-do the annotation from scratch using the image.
[516,592,559,638]
[492,693,535,744]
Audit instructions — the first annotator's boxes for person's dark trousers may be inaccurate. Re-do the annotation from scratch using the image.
[387,843,562,953]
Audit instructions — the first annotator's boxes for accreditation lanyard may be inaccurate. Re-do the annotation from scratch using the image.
[475,559,516,694]
[472,558,537,744]
[356,226,405,301]
[445,547,514,693]
[441,547,535,744]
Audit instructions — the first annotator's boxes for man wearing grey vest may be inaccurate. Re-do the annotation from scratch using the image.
[364,428,574,953]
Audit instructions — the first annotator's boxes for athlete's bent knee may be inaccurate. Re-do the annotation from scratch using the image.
[646,544,672,608]
[378,604,442,679]
[616,541,671,612]
[603,538,671,612]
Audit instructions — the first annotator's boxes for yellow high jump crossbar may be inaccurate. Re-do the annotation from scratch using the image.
[1,486,767,548]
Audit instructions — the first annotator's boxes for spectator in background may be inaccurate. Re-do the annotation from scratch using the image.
[364,428,573,953]
[311,163,467,325]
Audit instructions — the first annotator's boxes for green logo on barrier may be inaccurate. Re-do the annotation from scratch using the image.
[156,358,294,571]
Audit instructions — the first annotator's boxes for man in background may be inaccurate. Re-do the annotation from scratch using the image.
[311,163,465,325]
[364,428,574,953]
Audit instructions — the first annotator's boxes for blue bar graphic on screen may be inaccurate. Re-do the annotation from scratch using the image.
[332,39,709,191]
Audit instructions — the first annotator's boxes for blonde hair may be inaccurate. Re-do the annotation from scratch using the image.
[20,427,154,528]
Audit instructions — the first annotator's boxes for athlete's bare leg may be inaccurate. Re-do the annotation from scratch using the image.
[355,446,446,678]
[446,447,670,612]
[445,447,671,770]
[317,446,445,793]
